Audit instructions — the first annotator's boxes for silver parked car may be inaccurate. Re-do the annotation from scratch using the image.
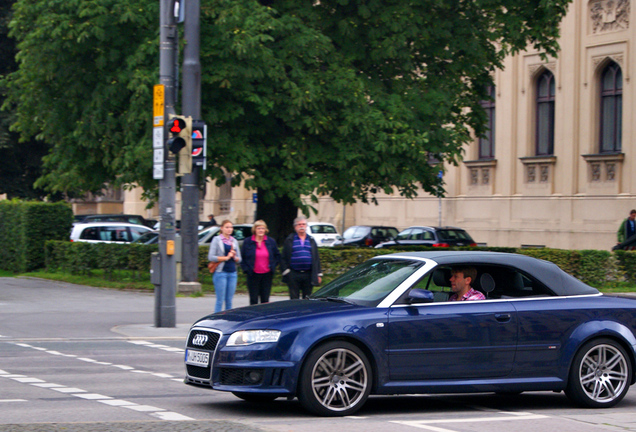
[70,222,152,244]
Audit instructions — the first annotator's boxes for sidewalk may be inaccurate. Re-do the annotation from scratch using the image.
[110,294,287,340]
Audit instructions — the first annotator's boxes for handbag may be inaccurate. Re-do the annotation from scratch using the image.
[208,261,220,273]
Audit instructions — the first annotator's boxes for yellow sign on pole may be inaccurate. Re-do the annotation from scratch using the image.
[153,84,165,127]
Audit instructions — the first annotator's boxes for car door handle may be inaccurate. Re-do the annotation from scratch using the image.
[495,313,512,323]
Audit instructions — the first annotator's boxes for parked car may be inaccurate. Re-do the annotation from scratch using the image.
[152,220,205,231]
[70,222,152,243]
[307,222,341,247]
[375,226,477,248]
[336,225,399,247]
[184,251,636,416]
[73,214,154,228]
[198,224,253,247]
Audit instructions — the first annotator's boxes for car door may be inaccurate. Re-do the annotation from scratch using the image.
[387,300,517,381]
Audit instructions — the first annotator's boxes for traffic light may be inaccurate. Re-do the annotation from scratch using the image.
[191,120,206,169]
[166,114,192,175]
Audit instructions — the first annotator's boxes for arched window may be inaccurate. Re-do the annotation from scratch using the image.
[536,70,555,156]
[479,85,496,159]
[600,62,622,153]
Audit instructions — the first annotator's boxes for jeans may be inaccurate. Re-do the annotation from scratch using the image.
[213,271,238,313]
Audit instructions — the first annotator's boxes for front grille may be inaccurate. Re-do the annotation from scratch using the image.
[185,328,221,381]
[186,329,220,351]
[219,368,265,386]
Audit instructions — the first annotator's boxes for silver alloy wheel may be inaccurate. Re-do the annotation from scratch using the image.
[310,347,369,412]
[578,343,629,403]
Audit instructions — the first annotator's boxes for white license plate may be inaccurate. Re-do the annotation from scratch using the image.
[185,349,210,367]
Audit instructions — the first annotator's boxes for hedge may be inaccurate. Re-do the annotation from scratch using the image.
[0,200,72,272]
[40,241,636,288]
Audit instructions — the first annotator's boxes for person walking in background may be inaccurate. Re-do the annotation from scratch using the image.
[241,220,281,305]
[208,220,242,313]
[281,217,322,299]
[617,209,636,244]
[206,214,218,227]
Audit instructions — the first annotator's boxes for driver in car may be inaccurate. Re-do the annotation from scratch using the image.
[449,266,485,301]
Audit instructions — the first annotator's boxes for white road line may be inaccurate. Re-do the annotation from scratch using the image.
[391,413,550,431]
[51,387,86,393]
[0,369,194,421]
[152,412,194,421]
[11,377,45,383]
[127,340,185,354]
[73,393,113,400]
[12,342,179,382]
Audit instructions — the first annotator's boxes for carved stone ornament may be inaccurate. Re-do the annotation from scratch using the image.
[591,0,630,34]
[606,162,616,181]
[482,168,490,185]
[470,169,479,185]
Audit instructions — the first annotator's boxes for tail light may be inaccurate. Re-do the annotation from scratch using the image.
[469,242,477,247]
[365,238,373,246]
[432,243,450,247]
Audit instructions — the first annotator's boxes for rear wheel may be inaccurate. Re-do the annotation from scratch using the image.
[298,341,372,416]
[565,338,632,408]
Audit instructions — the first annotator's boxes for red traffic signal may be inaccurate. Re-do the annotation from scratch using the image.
[168,117,187,134]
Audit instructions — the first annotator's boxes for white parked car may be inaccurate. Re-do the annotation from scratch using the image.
[307,222,341,247]
[70,222,152,244]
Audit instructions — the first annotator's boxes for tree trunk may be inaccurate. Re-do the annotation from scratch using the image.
[256,191,298,245]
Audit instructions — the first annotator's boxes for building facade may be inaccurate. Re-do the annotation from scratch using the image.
[75,0,634,251]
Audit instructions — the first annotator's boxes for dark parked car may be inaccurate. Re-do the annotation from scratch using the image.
[337,225,399,247]
[375,226,477,248]
[184,251,636,416]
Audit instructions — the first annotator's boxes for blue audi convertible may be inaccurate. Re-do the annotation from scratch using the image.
[184,251,636,416]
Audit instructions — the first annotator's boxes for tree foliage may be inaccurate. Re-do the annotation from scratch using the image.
[3,0,572,212]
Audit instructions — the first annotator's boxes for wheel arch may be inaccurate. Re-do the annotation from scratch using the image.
[564,322,636,385]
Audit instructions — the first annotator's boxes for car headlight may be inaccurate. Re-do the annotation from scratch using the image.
[226,330,281,346]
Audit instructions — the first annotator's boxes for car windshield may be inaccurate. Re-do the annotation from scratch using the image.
[311,259,422,306]
[311,224,337,234]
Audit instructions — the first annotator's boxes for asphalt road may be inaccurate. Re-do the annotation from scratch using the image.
[2,277,636,432]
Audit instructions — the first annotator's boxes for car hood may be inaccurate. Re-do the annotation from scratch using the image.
[191,299,361,333]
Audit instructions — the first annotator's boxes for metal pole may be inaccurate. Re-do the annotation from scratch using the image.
[156,0,178,327]
[179,0,202,294]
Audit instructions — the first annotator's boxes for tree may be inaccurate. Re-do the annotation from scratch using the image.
[3,0,572,241]
[0,0,53,200]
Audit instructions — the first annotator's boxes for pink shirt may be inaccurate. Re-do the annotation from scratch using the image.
[253,236,271,274]
[449,288,486,301]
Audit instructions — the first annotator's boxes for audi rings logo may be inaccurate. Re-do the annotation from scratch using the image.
[192,334,209,346]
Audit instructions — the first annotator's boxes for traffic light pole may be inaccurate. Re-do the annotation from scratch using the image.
[156,0,179,327]
[179,0,202,294]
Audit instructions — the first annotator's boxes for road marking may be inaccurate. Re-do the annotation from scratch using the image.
[128,340,185,354]
[391,413,550,431]
[0,369,194,421]
[11,342,179,382]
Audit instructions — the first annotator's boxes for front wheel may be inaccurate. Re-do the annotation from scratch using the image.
[298,341,372,416]
[565,338,632,408]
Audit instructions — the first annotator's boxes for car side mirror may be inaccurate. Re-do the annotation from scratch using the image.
[407,289,434,304]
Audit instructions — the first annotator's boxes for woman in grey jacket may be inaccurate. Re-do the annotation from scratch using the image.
[208,220,242,313]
